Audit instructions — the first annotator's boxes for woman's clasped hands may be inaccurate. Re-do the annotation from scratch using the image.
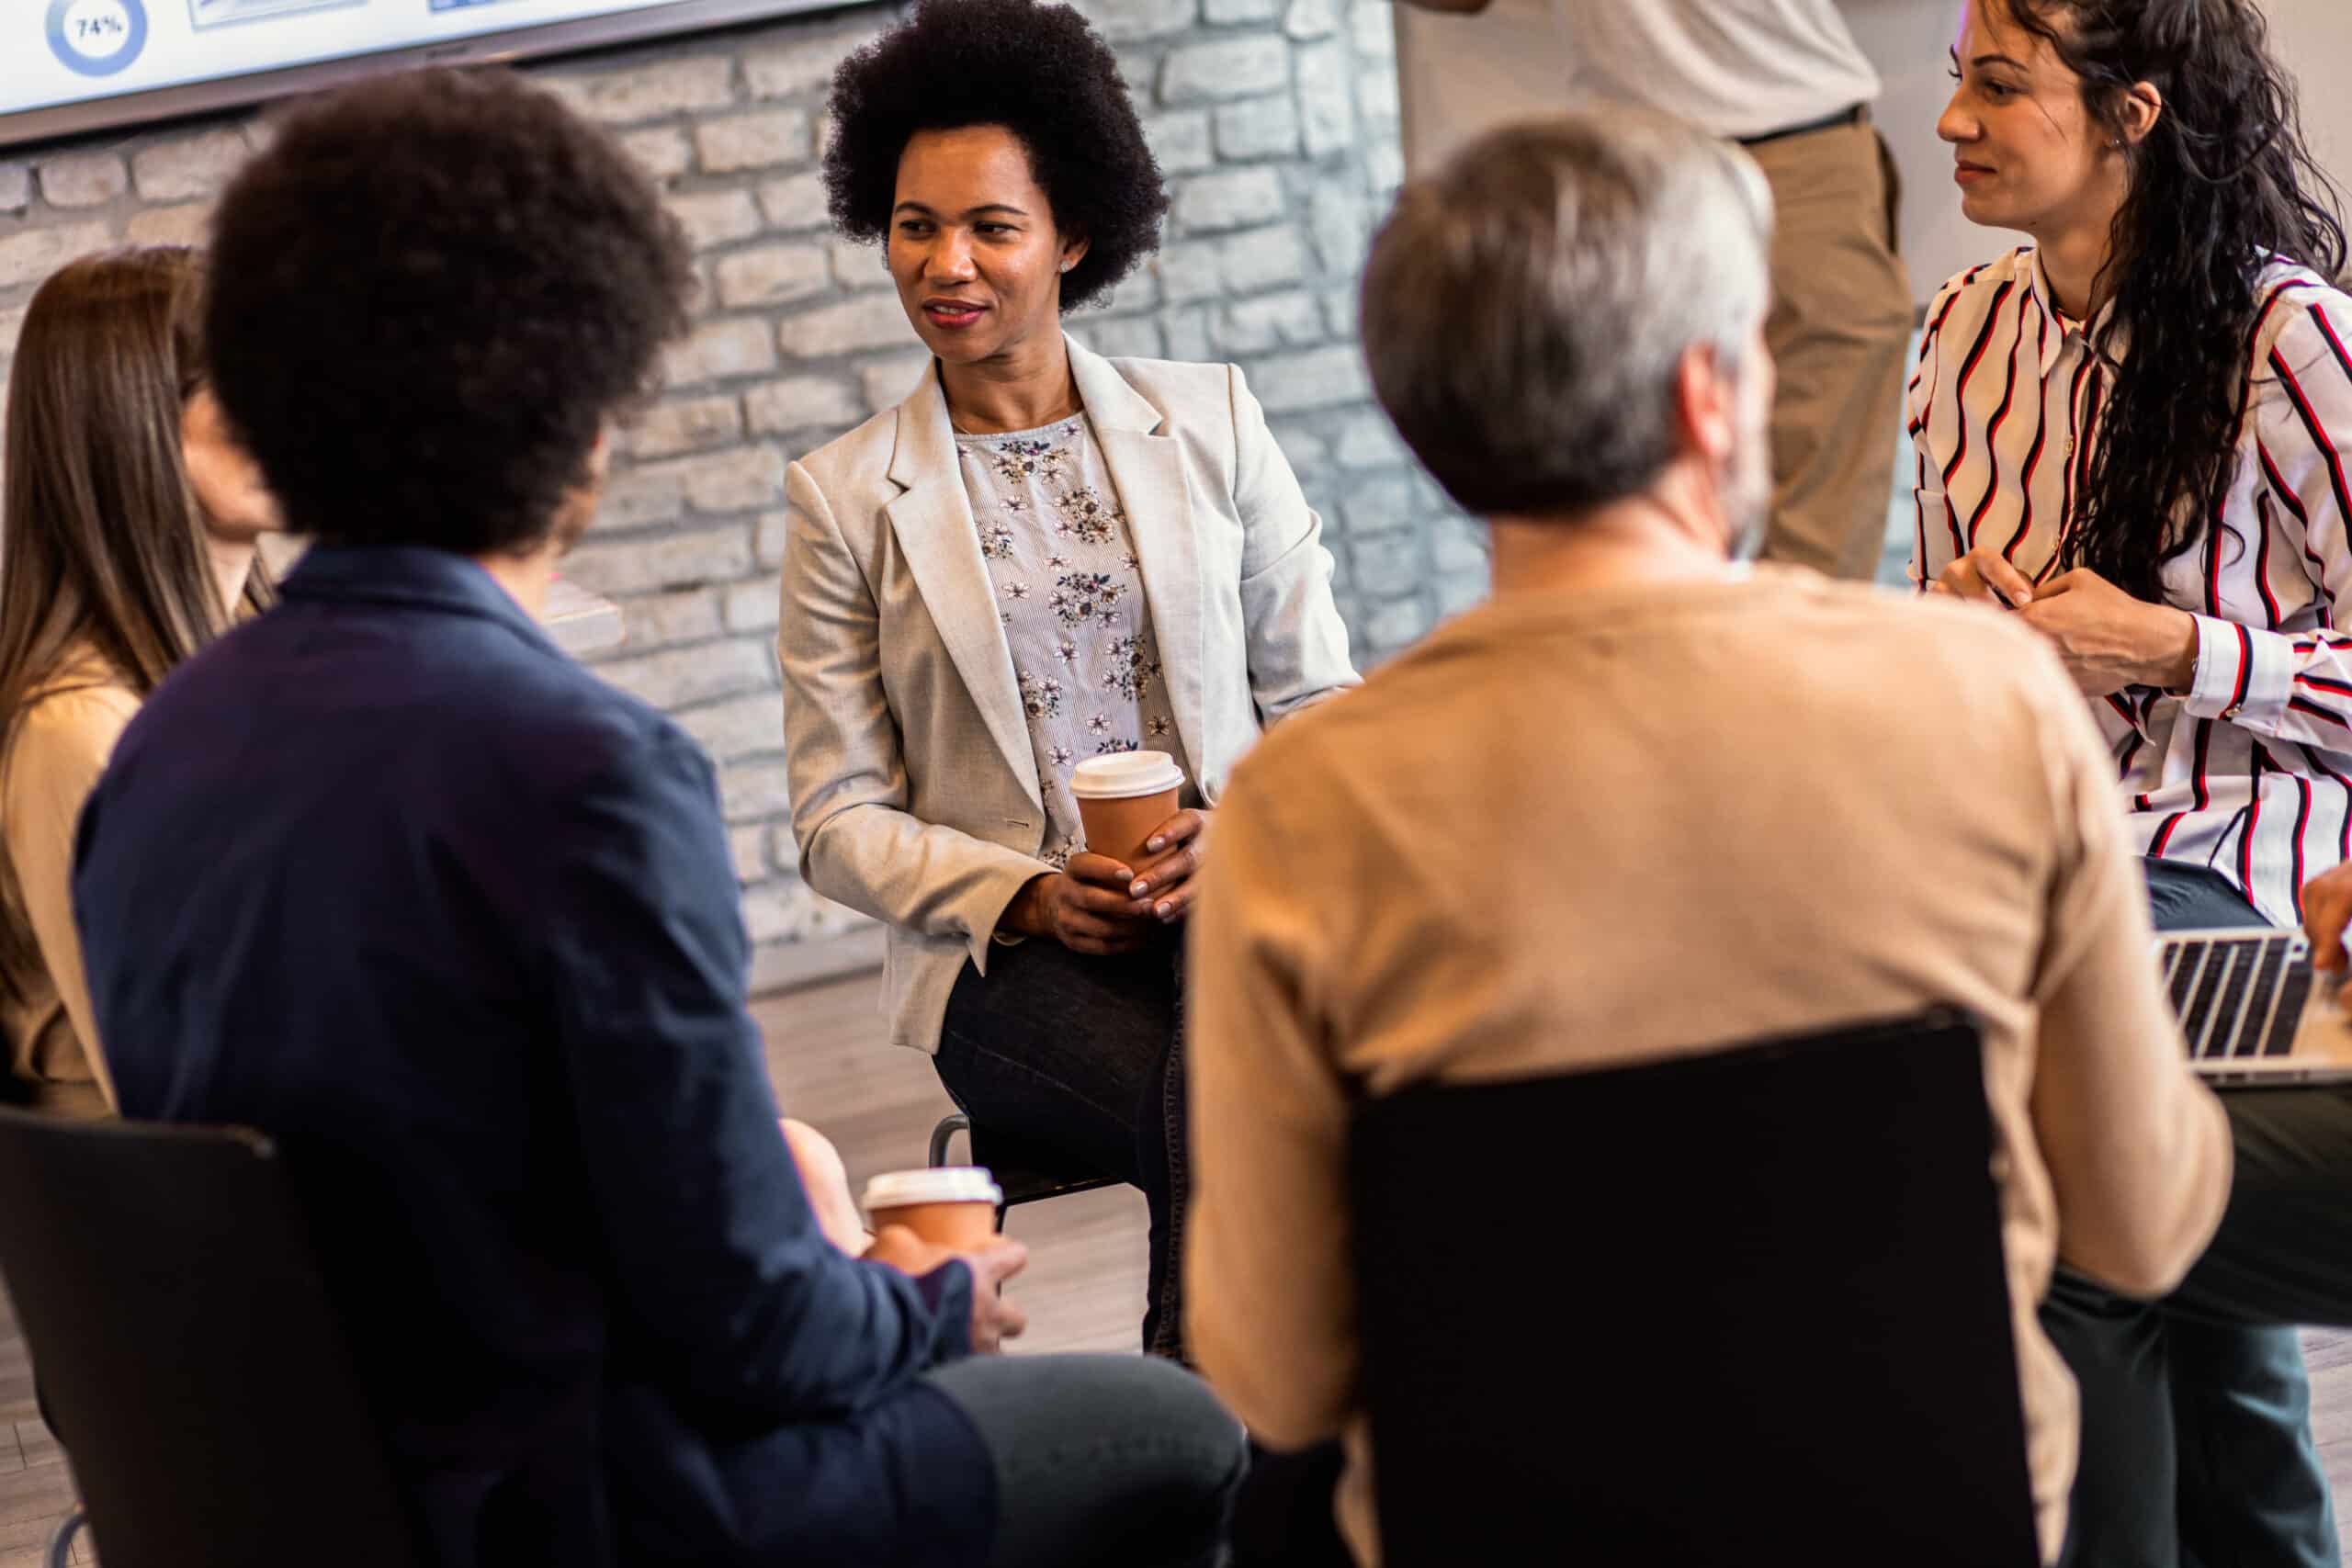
[1004,809,1213,954]
[1928,543,2199,697]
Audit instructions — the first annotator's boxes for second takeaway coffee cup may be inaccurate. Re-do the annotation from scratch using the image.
[863,1167,1003,1249]
[1069,750,1185,872]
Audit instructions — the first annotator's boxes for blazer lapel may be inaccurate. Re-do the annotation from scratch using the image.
[1069,338,1210,787]
[885,367,1041,809]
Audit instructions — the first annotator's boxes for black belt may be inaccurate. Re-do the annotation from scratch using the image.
[1736,104,1864,148]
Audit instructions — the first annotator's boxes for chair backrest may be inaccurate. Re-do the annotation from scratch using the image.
[1349,1008,2040,1568]
[0,1109,421,1568]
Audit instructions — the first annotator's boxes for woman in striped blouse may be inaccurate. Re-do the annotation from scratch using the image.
[1915,3,2352,1565]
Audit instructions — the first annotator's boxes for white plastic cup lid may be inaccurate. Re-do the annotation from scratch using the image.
[1069,750,1185,800]
[862,1167,1003,1212]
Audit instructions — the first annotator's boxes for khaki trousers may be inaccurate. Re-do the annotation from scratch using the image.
[1746,118,1915,581]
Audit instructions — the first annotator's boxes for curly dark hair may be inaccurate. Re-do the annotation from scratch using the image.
[205,68,694,554]
[2007,0,2347,604]
[822,0,1168,311]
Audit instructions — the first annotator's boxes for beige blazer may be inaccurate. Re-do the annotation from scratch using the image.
[779,335,1361,1055]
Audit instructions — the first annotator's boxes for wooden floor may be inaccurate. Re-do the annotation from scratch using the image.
[0,969,2344,1563]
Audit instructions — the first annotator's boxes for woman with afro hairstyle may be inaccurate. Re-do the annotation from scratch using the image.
[779,0,1359,1359]
[1918,2,2352,1564]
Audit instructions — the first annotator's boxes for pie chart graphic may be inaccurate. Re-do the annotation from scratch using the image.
[47,0,150,77]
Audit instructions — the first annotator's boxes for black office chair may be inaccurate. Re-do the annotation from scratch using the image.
[0,1109,423,1568]
[1349,1008,2041,1568]
[927,1112,1118,1218]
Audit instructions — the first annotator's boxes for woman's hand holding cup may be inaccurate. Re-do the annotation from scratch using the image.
[1050,750,1202,935]
[1012,855,1156,953]
[1127,808,1210,923]
[1000,750,1201,952]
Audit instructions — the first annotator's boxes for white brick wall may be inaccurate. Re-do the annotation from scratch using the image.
[38,152,128,209]
[0,0,1482,989]
[1160,35,1293,102]
[0,221,111,289]
[745,376,864,436]
[128,128,253,201]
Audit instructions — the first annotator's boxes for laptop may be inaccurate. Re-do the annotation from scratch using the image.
[2160,929,2352,1085]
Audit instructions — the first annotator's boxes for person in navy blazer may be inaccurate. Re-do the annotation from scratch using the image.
[69,68,1239,1568]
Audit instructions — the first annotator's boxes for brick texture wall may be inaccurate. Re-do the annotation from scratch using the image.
[0,0,1488,992]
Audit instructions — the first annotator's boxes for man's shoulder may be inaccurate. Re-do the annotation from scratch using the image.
[133,599,702,798]
[1754,570,2083,700]
[411,631,707,802]
[1218,575,2088,874]
[1222,603,1498,806]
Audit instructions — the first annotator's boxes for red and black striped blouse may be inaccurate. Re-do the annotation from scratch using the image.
[1909,244,2352,926]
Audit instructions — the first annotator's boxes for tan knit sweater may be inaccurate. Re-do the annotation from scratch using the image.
[1187,570,2233,1566]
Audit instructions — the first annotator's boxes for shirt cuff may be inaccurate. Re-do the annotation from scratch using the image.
[912,1258,976,1364]
[2183,616,2290,728]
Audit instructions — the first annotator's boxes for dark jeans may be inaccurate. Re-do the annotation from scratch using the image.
[2049,860,2350,1568]
[933,932,1188,1358]
[925,1353,1244,1568]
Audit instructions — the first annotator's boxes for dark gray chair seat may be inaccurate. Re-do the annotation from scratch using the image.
[0,1109,424,1568]
[1349,1008,2041,1567]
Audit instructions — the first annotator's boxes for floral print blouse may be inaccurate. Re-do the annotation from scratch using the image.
[955,413,1190,869]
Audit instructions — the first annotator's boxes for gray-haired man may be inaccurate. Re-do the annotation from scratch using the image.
[1183,112,2227,1566]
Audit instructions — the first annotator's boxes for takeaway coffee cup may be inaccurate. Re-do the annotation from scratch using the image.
[1069,750,1186,872]
[863,1167,1003,1249]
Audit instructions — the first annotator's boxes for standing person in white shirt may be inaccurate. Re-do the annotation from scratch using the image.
[1915,2,2352,1564]
[1393,0,1914,582]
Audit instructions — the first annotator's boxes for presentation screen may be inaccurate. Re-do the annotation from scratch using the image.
[3,0,846,149]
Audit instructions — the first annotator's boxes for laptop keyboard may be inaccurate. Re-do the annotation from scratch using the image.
[2158,932,2312,1062]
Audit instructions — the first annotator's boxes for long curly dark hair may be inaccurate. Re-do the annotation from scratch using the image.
[822,0,1168,312]
[2007,0,2346,603]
